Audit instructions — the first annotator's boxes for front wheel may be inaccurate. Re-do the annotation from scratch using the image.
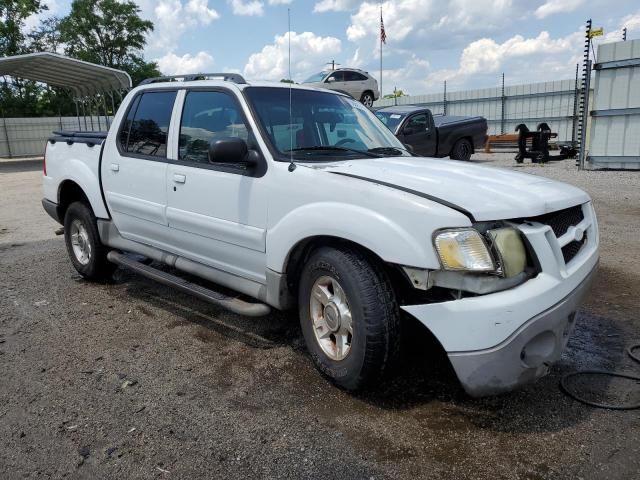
[450,138,473,160]
[64,201,116,281]
[298,246,400,391]
[360,92,374,108]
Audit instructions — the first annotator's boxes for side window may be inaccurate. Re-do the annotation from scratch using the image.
[179,91,249,163]
[326,71,344,82]
[406,114,428,132]
[122,91,177,158]
[343,71,366,82]
[119,94,140,151]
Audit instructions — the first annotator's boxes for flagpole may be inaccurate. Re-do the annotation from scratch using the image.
[379,4,383,98]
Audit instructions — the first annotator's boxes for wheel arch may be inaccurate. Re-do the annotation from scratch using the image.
[58,179,92,220]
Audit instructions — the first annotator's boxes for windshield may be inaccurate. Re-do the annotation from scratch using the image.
[302,71,329,83]
[375,111,406,133]
[243,87,411,161]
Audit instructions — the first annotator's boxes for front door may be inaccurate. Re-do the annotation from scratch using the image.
[101,89,178,247]
[165,89,268,284]
[399,113,437,157]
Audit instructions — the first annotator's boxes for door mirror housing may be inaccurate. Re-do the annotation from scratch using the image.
[326,77,336,83]
[208,137,258,167]
[402,125,416,136]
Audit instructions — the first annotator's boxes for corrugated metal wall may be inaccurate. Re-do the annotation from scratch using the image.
[375,79,580,141]
[587,39,640,170]
[0,116,112,158]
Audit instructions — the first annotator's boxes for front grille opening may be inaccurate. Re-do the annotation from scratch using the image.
[562,234,587,264]
[530,205,584,238]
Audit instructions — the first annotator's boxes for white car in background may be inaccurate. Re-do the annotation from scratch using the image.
[303,68,380,107]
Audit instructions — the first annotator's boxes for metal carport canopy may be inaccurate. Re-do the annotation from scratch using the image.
[0,52,131,97]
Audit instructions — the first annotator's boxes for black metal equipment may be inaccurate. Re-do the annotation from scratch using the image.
[514,123,577,164]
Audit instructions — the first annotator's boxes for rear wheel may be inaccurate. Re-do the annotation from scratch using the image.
[450,138,473,160]
[360,91,374,108]
[64,201,116,281]
[298,246,400,391]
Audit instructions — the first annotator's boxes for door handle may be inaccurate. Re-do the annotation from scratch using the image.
[173,174,186,184]
[110,163,119,172]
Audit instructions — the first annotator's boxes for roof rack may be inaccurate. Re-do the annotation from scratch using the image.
[139,73,247,86]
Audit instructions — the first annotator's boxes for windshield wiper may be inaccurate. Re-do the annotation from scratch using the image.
[285,146,383,158]
[368,146,415,156]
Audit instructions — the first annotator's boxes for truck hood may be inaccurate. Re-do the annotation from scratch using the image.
[314,157,590,221]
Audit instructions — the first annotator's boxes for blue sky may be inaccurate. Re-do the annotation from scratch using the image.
[38,0,640,95]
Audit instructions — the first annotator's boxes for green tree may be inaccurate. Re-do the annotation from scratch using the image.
[60,0,160,86]
[0,0,46,56]
[28,16,62,53]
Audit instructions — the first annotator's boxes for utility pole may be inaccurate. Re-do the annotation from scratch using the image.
[326,60,339,71]
[571,63,579,148]
[622,27,627,41]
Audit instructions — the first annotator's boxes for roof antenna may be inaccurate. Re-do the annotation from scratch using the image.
[287,7,296,172]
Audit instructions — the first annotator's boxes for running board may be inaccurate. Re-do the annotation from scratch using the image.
[107,251,271,317]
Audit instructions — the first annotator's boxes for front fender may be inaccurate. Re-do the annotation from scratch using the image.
[266,202,434,273]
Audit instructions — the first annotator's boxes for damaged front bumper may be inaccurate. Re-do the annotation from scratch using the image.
[402,211,599,397]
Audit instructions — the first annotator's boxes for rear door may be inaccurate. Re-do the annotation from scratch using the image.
[101,89,178,247]
[343,71,368,99]
[398,112,437,157]
[164,89,269,284]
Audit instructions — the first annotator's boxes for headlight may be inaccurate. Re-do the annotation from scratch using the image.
[434,229,495,272]
[487,227,527,278]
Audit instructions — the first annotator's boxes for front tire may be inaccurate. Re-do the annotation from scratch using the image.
[64,201,116,281]
[360,92,374,108]
[450,138,473,160]
[298,246,400,391]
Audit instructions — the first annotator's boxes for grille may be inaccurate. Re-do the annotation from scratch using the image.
[562,235,587,264]
[532,205,584,238]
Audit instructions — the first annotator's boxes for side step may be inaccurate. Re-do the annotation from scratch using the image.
[107,251,271,317]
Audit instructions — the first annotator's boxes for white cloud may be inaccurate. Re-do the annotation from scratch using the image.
[156,51,215,75]
[185,0,220,22]
[268,0,293,4]
[313,0,360,13]
[229,0,265,16]
[535,0,583,19]
[244,31,341,81]
[139,0,219,54]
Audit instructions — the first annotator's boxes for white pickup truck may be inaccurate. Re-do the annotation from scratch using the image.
[42,73,599,397]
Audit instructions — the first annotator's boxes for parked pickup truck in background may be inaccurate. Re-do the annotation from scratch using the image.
[375,105,487,160]
[42,74,598,397]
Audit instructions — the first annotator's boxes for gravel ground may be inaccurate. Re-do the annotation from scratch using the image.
[1,155,639,479]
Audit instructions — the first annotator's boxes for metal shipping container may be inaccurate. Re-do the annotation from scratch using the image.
[587,39,640,170]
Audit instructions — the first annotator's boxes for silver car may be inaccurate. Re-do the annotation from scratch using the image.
[302,68,380,107]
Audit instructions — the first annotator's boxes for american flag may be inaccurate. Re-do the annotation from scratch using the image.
[380,13,387,44]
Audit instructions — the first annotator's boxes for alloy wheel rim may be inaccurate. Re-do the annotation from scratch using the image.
[309,275,353,361]
[70,219,92,265]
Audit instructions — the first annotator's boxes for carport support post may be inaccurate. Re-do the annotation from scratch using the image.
[578,60,592,170]
[1,110,12,159]
[75,101,81,130]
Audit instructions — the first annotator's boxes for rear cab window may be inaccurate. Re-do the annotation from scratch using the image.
[119,90,177,158]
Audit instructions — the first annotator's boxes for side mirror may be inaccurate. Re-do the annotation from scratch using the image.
[403,126,416,136]
[208,137,258,167]
[326,77,336,83]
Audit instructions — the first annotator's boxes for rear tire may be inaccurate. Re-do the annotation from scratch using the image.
[298,246,400,391]
[360,92,374,108]
[450,138,473,160]
[64,201,116,281]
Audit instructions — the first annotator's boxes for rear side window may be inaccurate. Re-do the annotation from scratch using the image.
[344,71,367,81]
[178,91,249,163]
[120,90,177,158]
